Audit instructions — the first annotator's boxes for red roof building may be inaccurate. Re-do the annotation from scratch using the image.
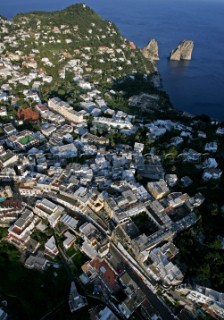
[129,41,137,49]
[85,258,120,292]
[17,107,40,122]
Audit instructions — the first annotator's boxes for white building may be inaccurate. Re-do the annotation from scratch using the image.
[34,198,64,227]
[45,236,59,256]
[202,168,222,181]
[50,143,77,159]
[48,97,84,123]
[93,117,133,129]
[204,142,218,153]
[0,150,18,168]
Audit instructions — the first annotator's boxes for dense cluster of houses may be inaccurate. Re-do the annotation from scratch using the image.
[0,12,224,320]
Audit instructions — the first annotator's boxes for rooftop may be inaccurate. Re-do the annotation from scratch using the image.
[90,258,118,290]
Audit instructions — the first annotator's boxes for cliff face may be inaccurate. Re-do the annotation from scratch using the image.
[170,40,194,61]
[142,39,159,61]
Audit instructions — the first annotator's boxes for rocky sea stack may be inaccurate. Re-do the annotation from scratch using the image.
[142,39,159,61]
[169,40,194,61]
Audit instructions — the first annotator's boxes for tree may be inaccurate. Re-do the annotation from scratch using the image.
[197,263,210,280]
[57,89,66,97]
[209,239,222,250]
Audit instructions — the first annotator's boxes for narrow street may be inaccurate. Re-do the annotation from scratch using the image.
[111,244,177,320]
[127,267,177,320]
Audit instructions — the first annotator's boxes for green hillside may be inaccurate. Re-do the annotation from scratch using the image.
[10,3,154,81]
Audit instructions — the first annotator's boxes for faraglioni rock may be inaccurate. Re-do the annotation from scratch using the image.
[169,40,194,61]
[142,39,159,60]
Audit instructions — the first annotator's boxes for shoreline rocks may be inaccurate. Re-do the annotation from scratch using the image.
[170,40,194,61]
[142,39,159,61]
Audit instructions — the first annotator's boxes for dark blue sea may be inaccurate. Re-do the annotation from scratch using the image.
[1,0,224,120]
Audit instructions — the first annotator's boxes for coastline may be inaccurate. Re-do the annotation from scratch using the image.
[0,5,224,320]
[1,1,224,120]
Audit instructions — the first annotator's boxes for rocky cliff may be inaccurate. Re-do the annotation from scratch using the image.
[169,40,194,61]
[142,39,159,60]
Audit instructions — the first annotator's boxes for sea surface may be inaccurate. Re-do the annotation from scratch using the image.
[1,0,224,120]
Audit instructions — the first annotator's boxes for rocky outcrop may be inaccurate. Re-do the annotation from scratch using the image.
[170,40,194,61]
[142,39,159,61]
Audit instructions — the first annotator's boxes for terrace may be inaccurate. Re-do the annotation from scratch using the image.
[19,135,34,145]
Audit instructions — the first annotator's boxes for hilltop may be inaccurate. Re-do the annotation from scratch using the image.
[0,3,173,116]
[2,4,154,81]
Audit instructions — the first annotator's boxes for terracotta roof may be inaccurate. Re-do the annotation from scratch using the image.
[129,41,136,49]
[19,183,31,189]
[36,104,49,112]
[17,107,40,122]
[90,258,118,290]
